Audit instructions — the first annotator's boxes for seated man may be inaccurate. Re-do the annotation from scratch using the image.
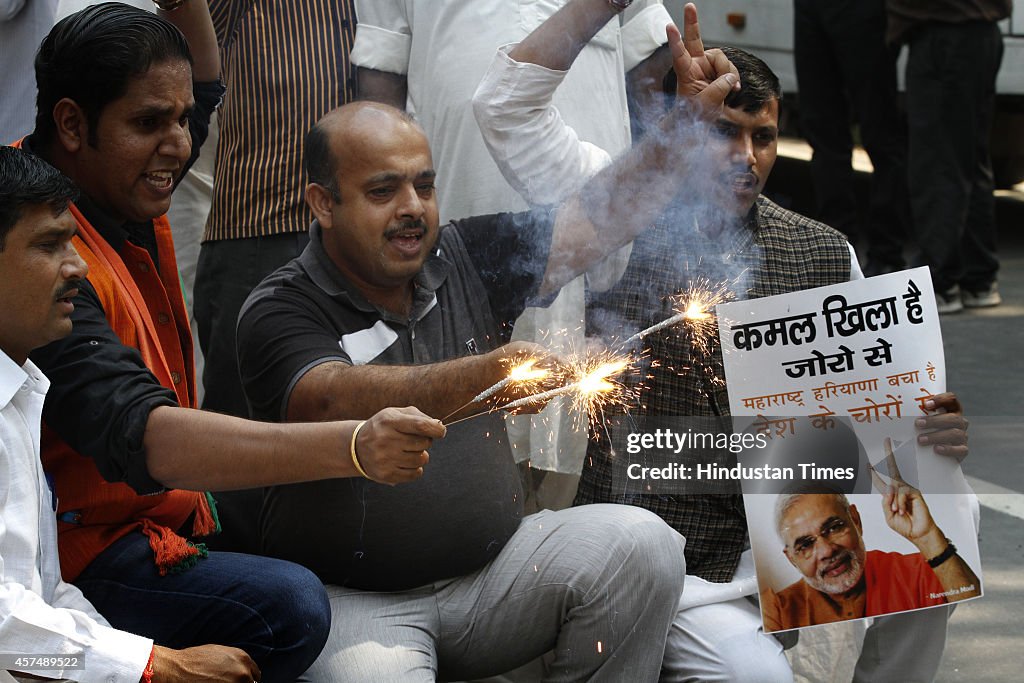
[13,5,444,680]
[472,1,972,681]
[0,146,257,682]
[764,477,980,631]
[235,16,743,679]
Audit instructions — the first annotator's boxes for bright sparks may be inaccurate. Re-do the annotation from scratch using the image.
[620,278,732,352]
[567,356,630,418]
[668,279,732,355]
[470,357,553,406]
[500,351,635,432]
[509,358,550,384]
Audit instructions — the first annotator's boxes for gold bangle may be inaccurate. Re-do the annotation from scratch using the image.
[350,420,373,480]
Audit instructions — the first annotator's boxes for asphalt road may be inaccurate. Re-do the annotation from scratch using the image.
[767,150,1024,682]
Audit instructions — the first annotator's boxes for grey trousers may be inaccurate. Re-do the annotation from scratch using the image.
[305,505,685,682]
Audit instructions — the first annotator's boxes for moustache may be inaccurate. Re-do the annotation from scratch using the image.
[818,549,854,578]
[56,279,84,299]
[384,220,428,239]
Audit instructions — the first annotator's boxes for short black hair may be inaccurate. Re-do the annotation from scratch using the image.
[34,2,193,147]
[0,147,78,250]
[305,118,340,202]
[661,45,782,114]
[305,104,422,203]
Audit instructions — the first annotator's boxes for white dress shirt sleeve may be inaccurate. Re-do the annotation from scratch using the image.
[472,45,631,290]
[1,356,153,683]
[350,0,412,74]
[848,243,865,280]
[473,46,613,207]
[0,578,152,683]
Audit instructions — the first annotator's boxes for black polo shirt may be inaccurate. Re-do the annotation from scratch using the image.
[237,212,555,590]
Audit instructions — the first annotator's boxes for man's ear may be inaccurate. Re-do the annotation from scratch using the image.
[849,504,863,534]
[51,98,88,154]
[782,545,798,567]
[305,183,336,229]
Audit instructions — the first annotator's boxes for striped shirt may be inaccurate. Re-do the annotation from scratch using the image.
[206,0,356,242]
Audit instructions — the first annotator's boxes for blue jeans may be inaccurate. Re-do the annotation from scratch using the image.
[76,533,330,683]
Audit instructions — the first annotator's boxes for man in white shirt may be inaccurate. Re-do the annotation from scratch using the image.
[0,146,261,682]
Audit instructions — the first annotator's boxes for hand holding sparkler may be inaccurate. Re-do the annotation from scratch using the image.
[499,350,635,432]
[442,342,563,423]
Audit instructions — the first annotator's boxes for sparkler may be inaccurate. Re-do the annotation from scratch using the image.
[620,277,733,349]
[472,358,551,404]
[441,356,555,424]
[500,352,634,432]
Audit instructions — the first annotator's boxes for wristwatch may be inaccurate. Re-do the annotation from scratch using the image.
[607,0,634,10]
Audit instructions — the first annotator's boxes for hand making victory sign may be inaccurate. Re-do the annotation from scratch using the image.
[869,437,982,601]
[666,3,741,111]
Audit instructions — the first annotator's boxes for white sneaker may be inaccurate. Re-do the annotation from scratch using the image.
[936,286,963,314]
[962,282,1002,308]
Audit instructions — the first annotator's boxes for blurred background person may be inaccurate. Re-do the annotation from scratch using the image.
[1,0,59,143]
[794,0,910,278]
[887,0,1010,313]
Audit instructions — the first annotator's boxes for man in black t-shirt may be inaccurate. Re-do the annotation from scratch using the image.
[235,11,747,676]
[237,100,695,683]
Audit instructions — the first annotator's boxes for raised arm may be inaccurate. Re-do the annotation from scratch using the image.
[356,67,408,109]
[872,438,981,601]
[157,0,219,82]
[472,0,635,206]
[538,4,739,296]
[351,0,411,108]
[508,0,621,70]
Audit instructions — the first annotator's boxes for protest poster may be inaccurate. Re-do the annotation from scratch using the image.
[716,267,982,633]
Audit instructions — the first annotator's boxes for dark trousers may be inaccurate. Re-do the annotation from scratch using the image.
[905,21,1003,293]
[794,0,910,269]
[77,533,330,683]
[194,232,309,552]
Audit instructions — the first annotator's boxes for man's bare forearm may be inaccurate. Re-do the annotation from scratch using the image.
[143,406,358,490]
[540,104,707,296]
[913,527,982,601]
[287,351,516,423]
[159,0,219,82]
[508,0,619,70]
[932,554,982,601]
[143,404,445,489]
[356,66,408,109]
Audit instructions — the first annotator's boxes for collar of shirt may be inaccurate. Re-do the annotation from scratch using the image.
[301,219,451,323]
[0,350,49,410]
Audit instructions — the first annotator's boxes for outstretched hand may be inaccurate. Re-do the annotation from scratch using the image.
[666,3,740,113]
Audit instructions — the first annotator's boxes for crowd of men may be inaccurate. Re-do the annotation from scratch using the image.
[1,1,976,681]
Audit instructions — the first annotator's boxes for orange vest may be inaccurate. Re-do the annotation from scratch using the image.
[17,151,218,579]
